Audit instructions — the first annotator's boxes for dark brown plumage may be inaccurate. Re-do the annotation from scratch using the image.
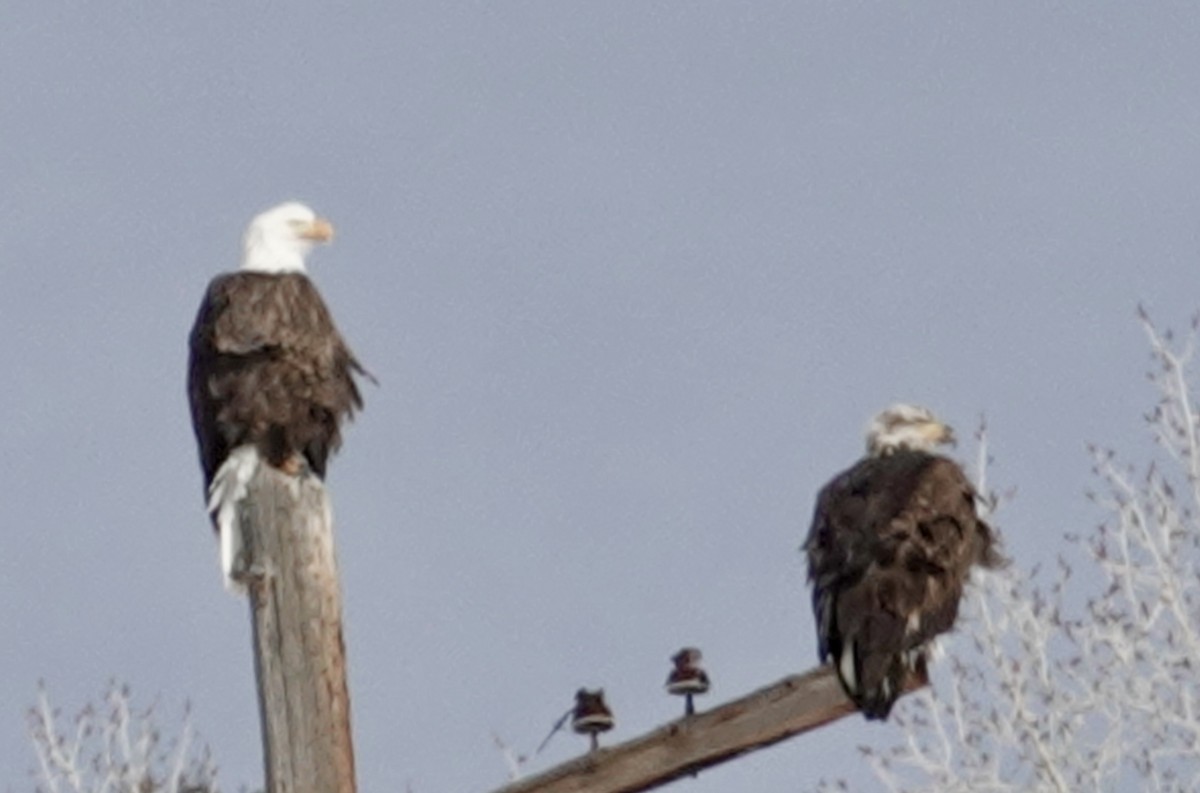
[188,271,367,489]
[188,202,370,593]
[804,406,1001,720]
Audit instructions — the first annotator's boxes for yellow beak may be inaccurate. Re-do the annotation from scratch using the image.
[938,424,957,448]
[299,217,335,243]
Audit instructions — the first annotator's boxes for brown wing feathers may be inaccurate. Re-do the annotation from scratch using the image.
[187,272,365,489]
[805,450,997,720]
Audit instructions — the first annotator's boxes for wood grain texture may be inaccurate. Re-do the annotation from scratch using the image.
[242,465,356,793]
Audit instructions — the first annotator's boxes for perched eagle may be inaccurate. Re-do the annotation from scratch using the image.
[187,201,369,591]
[803,404,1001,720]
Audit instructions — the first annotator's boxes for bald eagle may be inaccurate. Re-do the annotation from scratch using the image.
[803,404,1002,720]
[187,202,369,591]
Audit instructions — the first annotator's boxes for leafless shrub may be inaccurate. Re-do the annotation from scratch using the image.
[824,311,1200,792]
[27,680,219,793]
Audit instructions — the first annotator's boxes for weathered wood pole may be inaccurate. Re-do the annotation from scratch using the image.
[240,464,356,793]
[490,664,928,793]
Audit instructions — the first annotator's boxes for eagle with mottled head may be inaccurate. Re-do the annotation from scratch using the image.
[187,201,370,592]
[803,404,1002,720]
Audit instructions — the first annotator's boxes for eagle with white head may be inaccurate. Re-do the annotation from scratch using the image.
[803,404,1002,719]
[187,202,369,592]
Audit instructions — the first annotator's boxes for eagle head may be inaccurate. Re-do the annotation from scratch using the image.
[866,403,956,456]
[241,201,335,274]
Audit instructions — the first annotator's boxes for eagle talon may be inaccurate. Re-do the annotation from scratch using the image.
[231,564,270,601]
[243,563,269,588]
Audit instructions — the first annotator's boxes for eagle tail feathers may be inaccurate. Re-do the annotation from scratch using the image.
[837,645,858,694]
[218,512,246,595]
[207,445,260,594]
[834,639,927,721]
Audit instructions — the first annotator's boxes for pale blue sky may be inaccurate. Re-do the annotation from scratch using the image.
[3,3,1200,790]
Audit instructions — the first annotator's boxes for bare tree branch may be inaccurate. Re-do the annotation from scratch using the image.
[852,311,1200,792]
[27,681,218,793]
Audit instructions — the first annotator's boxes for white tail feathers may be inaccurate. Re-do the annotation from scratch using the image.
[924,637,945,664]
[838,645,858,693]
[207,445,261,594]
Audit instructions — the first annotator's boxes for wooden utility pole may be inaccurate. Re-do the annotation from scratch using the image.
[490,664,927,793]
[240,464,356,793]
